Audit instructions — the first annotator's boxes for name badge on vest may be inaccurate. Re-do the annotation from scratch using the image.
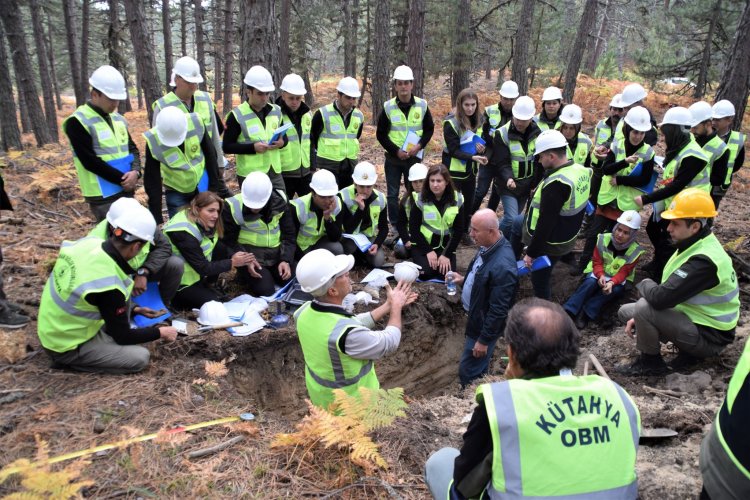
[392,115,402,122]
[331,124,341,132]
[248,125,261,135]
[99,129,113,140]
[424,212,437,220]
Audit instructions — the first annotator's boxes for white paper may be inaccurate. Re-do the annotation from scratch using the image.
[459,130,476,144]
[224,301,250,320]
[401,131,425,160]
[228,310,267,337]
[342,233,372,252]
[360,268,394,283]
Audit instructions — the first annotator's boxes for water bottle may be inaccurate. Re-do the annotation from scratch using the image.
[446,272,457,296]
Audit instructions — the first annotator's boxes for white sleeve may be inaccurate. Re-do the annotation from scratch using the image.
[343,316,401,360]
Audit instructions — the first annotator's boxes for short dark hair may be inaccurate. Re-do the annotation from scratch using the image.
[504,298,580,378]
[548,146,568,159]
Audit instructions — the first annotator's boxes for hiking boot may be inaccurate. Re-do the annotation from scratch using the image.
[616,354,669,377]
[575,311,589,330]
[668,352,701,372]
[7,302,28,315]
[0,309,30,329]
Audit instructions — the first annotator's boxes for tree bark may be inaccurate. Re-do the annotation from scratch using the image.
[407,0,426,96]
[2,0,52,146]
[715,0,750,128]
[0,22,21,151]
[123,0,163,123]
[62,0,86,106]
[238,0,281,92]
[222,0,234,115]
[180,0,188,56]
[193,0,207,91]
[44,8,63,111]
[352,0,360,73]
[512,0,535,95]
[15,71,31,134]
[562,0,598,103]
[163,0,173,92]
[359,0,371,108]
[694,0,721,99]
[451,0,471,104]
[213,0,223,102]
[80,0,90,94]
[584,0,609,74]
[371,0,390,124]
[279,0,291,77]
[30,0,59,142]
[343,0,355,76]
[107,0,132,114]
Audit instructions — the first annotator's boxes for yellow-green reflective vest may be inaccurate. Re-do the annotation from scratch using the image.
[498,122,537,180]
[229,101,282,177]
[590,119,614,167]
[485,104,511,138]
[339,185,386,238]
[152,90,216,140]
[164,210,218,288]
[414,191,464,249]
[293,302,379,409]
[655,140,710,215]
[598,137,654,210]
[279,111,312,174]
[292,193,342,251]
[476,375,640,499]
[65,104,131,198]
[89,220,151,271]
[662,233,740,330]
[226,191,286,247]
[442,115,475,179]
[316,103,363,162]
[721,131,746,187]
[38,237,134,353]
[716,338,750,480]
[702,135,728,179]
[566,133,593,165]
[534,112,562,131]
[143,113,206,194]
[384,96,427,147]
[583,233,644,282]
[527,163,592,247]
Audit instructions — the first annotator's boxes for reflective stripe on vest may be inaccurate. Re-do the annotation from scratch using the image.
[230,101,283,176]
[317,103,363,161]
[153,90,216,140]
[590,120,613,167]
[716,338,750,480]
[655,140,710,214]
[226,193,284,247]
[88,219,151,270]
[722,131,746,186]
[583,233,644,282]
[598,137,654,210]
[339,185,386,238]
[499,122,536,180]
[292,193,342,251]
[164,210,218,288]
[486,104,503,138]
[384,96,427,147]
[279,111,312,173]
[144,113,206,193]
[442,115,471,177]
[567,133,592,165]
[414,191,464,249]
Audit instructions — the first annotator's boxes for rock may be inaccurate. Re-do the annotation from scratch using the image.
[711,379,727,391]
[93,418,106,434]
[664,371,712,394]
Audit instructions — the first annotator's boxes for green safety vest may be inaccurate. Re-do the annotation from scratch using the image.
[316,103,364,162]
[279,111,312,174]
[88,220,151,271]
[534,112,562,131]
[720,130,746,187]
[414,191,464,249]
[164,210,218,288]
[38,237,134,353]
[583,233,644,282]
[566,133,593,165]
[654,139,710,215]
[143,113,206,194]
[229,101,283,177]
[527,163,591,247]
[662,233,740,330]
[384,96,428,148]
[716,337,750,480]
[152,90,216,140]
[65,104,131,198]
[497,122,537,180]
[442,115,479,179]
[293,301,379,409]
[291,193,342,251]
[598,137,654,210]
[339,185,386,238]
[590,119,614,167]
[225,191,286,247]
[485,104,510,138]
[474,375,640,499]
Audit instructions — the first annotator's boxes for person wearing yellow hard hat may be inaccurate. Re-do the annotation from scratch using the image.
[617,188,739,376]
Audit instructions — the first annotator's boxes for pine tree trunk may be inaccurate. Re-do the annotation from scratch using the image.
[343,0,355,76]
[279,0,291,77]
[584,1,609,74]
[512,0,535,95]
[163,0,173,92]
[213,0,223,102]
[715,0,750,128]
[371,0,390,125]
[222,0,234,115]
[62,0,85,106]
[107,0,131,114]
[694,0,721,99]
[44,8,63,111]
[238,0,281,91]
[562,0,598,103]
[303,69,314,107]
[15,72,31,134]
[0,23,21,151]
[451,0,471,104]
[352,0,360,73]
[29,0,59,142]
[136,63,143,109]
[123,0,163,123]
[2,0,52,146]
[80,0,90,94]
[359,0,371,108]
[407,0,425,96]
[193,0,207,91]
[180,0,188,56]
[528,3,545,89]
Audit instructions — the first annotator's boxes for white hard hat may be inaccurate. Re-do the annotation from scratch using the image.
[112,204,156,244]
[616,210,642,230]
[610,94,624,108]
[541,86,562,101]
[279,73,306,95]
[620,83,648,107]
[89,65,127,100]
[560,104,583,125]
[171,56,203,86]
[393,261,421,283]
[408,163,428,181]
[534,129,568,156]
[712,99,736,119]
[352,161,377,186]
[512,95,536,120]
[296,249,355,293]
[499,80,520,99]
[197,301,231,326]
[658,106,693,127]
[106,197,144,227]
[623,106,652,132]
[241,172,273,209]
[309,169,339,196]
[336,76,361,98]
[392,65,414,81]
[155,107,188,147]
[243,65,275,92]
[688,101,713,127]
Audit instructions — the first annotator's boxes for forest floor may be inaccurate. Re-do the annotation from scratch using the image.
[1,73,750,498]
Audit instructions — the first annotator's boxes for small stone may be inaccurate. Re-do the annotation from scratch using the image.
[675,457,683,465]
[664,371,712,394]
[93,418,106,434]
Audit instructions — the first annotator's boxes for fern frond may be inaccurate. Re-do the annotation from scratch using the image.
[349,435,387,469]
[0,459,32,483]
[3,492,45,500]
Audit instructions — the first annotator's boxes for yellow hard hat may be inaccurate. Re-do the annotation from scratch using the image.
[661,188,717,219]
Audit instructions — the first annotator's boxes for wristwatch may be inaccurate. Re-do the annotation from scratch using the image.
[136,268,149,277]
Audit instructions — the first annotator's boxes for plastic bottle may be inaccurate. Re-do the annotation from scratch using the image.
[446,272,457,296]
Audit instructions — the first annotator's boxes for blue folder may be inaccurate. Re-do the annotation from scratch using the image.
[517,255,552,276]
[98,154,134,198]
[132,281,171,327]
[459,135,486,155]
[197,169,209,192]
[626,162,659,194]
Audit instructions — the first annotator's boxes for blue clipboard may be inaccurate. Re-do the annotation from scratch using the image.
[459,135,486,155]
[197,169,209,192]
[132,281,171,327]
[98,154,134,198]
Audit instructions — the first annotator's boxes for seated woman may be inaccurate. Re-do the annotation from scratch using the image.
[394,163,428,260]
[409,164,465,280]
[223,172,295,297]
[338,161,388,268]
[165,191,256,310]
[564,210,644,329]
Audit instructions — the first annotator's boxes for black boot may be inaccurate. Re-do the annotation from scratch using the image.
[0,308,30,329]
[575,311,589,330]
[616,353,668,376]
[668,352,701,372]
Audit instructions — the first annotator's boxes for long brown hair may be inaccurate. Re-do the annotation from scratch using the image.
[454,88,484,134]
[420,164,457,204]
[186,191,225,238]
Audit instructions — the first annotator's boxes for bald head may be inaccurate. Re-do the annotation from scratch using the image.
[470,209,501,246]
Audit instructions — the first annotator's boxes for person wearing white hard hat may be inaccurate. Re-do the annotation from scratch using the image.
[534,86,563,131]
[487,95,543,238]
[394,163,429,259]
[564,210,644,329]
[559,104,593,166]
[222,172,295,296]
[165,192,257,310]
[38,206,178,374]
[143,105,226,222]
[613,83,657,146]
[689,101,731,210]
[634,106,710,282]
[293,248,417,409]
[511,129,591,299]
[275,73,314,198]
[63,65,142,222]
[376,65,435,235]
[290,169,345,257]
[310,76,364,189]
[338,162,388,268]
[711,99,746,208]
[589,93,625,209]
[224,65,287,192]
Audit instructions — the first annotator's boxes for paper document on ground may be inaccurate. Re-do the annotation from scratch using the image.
[228,310,267,337]
[360,268,394,283]
[342,233,372,252]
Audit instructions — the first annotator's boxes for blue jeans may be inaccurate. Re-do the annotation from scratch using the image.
[510,215,559,300]
[564,276,625,320]
[165,190,196,219]
[472,164,500,213]
[500,192,528,239]
[459,335,499,387]
[384,157,413,227]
